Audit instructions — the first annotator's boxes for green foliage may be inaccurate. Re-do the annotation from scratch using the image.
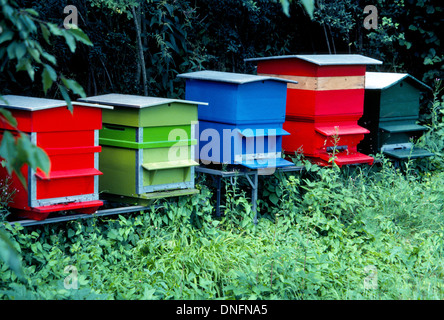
[0,0,92,104]
[0,0,94,187]
[0,0,92,279]
[0,150,443,300]
[0,0,442,302]
[0,0,441,99]
[416,80,444,171]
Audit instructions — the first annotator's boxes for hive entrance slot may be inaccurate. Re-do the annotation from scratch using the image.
[326,145,348,153]
[103,124,126,131]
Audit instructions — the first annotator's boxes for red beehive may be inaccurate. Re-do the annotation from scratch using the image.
[0,95,112,220]
[245,54,383,166]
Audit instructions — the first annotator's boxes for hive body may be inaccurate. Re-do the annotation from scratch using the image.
[246,54,383,166]
[358,72,434,159]
[79,94,201,203]
[178,70,294,170]
[0,95,109,220]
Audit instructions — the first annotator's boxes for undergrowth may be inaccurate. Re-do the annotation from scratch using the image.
[0,151,442,300]
[0,83,442,300]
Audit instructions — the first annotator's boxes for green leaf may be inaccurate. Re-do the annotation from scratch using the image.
[33,144,50,174]
[47,23,63,36]
[0,230,25,281]
[6,42,17,59]
[25,60,35,81]
[280,0,290,16]
[15,57,35,81]
[68,28,93,46]
[27,46,41,63]
[58,84,73,111]
[39,23,51,44]
[41,52,57,65]
[0,107,18,127]
[0,130,18,174]
[61,77,86,97]
[0,30,14,44]
[14,43,27,60]
[300,0,315,19]
[63,31,76,53]
[24,8,39,16]
[269,193,279,205]
[42,64,57,93]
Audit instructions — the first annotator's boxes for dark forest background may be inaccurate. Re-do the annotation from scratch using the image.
[1,0,442,101]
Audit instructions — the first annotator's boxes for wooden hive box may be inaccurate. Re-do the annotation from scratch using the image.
[0,95,111,220]
[246,54,382,119]
[79,94,204,204]
[358,72,434,159]
[178,70,295,169]
[245,54,382,166]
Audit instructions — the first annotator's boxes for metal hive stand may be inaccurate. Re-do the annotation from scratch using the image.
[195,164,304,225]
[6,203,161,227]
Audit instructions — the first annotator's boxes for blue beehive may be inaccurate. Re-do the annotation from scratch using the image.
[178,70,296,169]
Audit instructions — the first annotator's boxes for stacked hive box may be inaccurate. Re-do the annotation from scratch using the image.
[245,54,383,166]
[177,70,295,170]
[0,95,111,220]
[358,72,434,159]
[79,94,203,204]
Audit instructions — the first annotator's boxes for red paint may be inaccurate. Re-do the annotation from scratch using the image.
[286,89,365,118]
[16,201,103,221]
[37,131,96,148]
[256,58,366,77]
[0,106,102,132]
[0,104,104,220]
[253,56,372,166]
[36,176,96,199]
[283,118,372,165]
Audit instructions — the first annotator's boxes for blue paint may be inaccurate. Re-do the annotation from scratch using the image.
[184,78,288,125]
[180,70,293,169]
[197,121,292,168]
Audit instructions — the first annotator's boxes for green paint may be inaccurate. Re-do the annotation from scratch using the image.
[359,77,429,157]
[383,147,434,160]
[142,146,195,187]
[98,98,199,203]
[379,81,420,119]
[99,122,196,149]
[99,146,136,196]
[101,102,198,128]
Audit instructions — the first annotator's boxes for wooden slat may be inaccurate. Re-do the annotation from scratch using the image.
[259,73,365,90]
[315,125,369,136]
[35,168,102,180]
[142,159,198,171]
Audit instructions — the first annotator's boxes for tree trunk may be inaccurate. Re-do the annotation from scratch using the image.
[132,4,148,96]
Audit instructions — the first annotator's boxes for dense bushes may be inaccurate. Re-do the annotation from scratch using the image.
[0,0,442,300]
[0,148,443,299]
[1,0,441,99]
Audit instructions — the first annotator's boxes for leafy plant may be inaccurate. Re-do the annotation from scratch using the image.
[0,0,93,282]
[0,0,93,107]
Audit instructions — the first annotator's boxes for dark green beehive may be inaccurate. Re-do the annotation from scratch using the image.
[358,72,434,159]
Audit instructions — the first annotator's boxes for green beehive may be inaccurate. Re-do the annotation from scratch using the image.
[358,72,434,160]
[79,94,206,203]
